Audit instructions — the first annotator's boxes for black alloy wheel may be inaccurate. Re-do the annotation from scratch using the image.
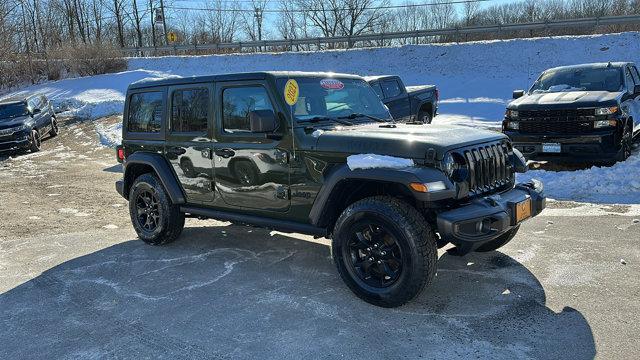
[135,189,161,232]
[343,222,404,288]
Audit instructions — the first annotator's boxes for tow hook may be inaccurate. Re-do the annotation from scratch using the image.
[486,195,500,206]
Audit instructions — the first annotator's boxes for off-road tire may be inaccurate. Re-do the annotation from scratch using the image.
[49,117,59,137]
[332,196,438,307]
[29,129,41,152]
[129,173,185,245]
[417,108,432,124]
[475,225,520,252]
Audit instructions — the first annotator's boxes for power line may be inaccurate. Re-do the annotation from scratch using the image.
[164,0,494,14]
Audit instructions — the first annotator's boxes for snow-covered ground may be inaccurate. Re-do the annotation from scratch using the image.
[3,32,640,205]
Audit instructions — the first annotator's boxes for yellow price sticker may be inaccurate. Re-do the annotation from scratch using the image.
[284,79,299,106]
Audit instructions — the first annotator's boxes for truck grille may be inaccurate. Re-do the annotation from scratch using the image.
[456,141,514,196]
[518,109,596,134]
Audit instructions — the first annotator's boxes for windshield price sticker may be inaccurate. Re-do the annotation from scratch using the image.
[320,79,344,90]
[284,79,299,106]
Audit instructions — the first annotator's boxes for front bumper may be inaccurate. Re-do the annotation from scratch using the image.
[505,130,620,162]
[436,180,545,254]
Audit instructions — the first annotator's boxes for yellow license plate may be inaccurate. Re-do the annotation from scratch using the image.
[515,198,532,223]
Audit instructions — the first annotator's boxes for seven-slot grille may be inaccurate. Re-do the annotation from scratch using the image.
[518,108,596,134]
[458,141,513,196]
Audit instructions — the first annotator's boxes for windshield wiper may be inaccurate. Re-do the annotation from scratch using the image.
[337,113,390,123]
[300,116,354,126]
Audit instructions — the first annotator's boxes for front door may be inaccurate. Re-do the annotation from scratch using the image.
[213,81,290,212]
[165,83,215,204]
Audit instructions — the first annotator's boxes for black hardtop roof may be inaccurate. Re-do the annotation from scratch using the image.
[128,71,364,90]
[544,62,635,73]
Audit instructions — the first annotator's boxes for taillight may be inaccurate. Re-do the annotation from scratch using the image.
[116,146,125,163]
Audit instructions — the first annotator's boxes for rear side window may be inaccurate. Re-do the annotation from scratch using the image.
[381,80,402,98]
[127,92,163,133]
[222,86,274,133]
[171,88,209,133]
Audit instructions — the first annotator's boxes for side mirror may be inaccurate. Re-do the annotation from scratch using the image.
[512,90,525,99]
[634,84,640,96]
[249,110,277,133]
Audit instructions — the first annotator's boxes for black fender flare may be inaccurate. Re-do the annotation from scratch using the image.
[308,163,455,227]
[123,152,186,204]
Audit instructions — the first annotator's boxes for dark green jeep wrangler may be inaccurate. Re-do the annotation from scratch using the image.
[115,71,545,307]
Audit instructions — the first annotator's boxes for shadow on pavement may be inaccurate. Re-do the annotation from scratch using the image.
[0,225,595,359]
[103,163,122,173]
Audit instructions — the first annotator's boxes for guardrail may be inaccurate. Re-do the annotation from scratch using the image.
[122,14,640,56]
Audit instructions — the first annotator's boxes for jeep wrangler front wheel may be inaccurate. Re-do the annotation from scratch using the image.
[129,173,185,245]
[332,196,437,307]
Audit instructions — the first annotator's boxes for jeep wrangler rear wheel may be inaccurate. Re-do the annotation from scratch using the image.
[129,173,185,245]
[475,225,520,252]
[332,196,437,307]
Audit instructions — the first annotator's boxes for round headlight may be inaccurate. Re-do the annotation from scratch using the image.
[442,153,457,177]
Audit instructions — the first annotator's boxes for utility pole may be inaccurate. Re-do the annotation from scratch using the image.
[254,6,263,51]
[159,0,168,45]
[149,0,156,48]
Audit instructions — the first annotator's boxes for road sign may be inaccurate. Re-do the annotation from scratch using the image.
[167,32,177,43]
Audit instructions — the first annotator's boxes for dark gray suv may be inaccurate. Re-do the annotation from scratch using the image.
[0,94,58,153]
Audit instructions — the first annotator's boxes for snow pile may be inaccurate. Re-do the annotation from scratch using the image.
[95,120,123,147]
[347,154,414,170]
[518,152,640,204]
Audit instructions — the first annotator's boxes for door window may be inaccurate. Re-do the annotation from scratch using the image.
[630,66,640,85]
[171,88,209,133]
[222,86,274,133]
[371,82,384,99]
[381,80,402,98]
[127,92,163,133]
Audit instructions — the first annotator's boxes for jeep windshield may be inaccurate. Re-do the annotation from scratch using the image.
[276,77,391,124]
[530,67,623,93]
[0,103,29,120]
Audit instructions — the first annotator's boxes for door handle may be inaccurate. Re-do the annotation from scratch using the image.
[214,148,235,158]
[167,147,186,155]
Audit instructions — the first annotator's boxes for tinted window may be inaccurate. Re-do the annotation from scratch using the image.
[381,80,402,98]
[371,83,384,99]
[222,86,274,133]
[531,67,623,93]
[0,103,28,119]
[128,92,163,133]
[171,88,209,133]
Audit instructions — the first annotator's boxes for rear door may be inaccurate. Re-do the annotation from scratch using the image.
[212,80,290,212]
[165,83,215,204]
[381,78,411,120]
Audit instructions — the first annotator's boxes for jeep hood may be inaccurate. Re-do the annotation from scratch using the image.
[0,115,30,130]
[313,123,505,160]
[509,91,622,109]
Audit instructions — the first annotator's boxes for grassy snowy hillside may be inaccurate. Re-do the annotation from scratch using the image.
[4,32,640,122]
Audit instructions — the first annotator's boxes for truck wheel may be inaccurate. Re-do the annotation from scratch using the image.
[475,226,520,252]
[417,108,432,124]
[49,117,59,137]
[332,196,437,307]
[616,126,632,162]
[29,129,41,152]
[129,173,185,245]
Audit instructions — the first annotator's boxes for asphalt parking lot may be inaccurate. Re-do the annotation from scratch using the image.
[1,118,638,359]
